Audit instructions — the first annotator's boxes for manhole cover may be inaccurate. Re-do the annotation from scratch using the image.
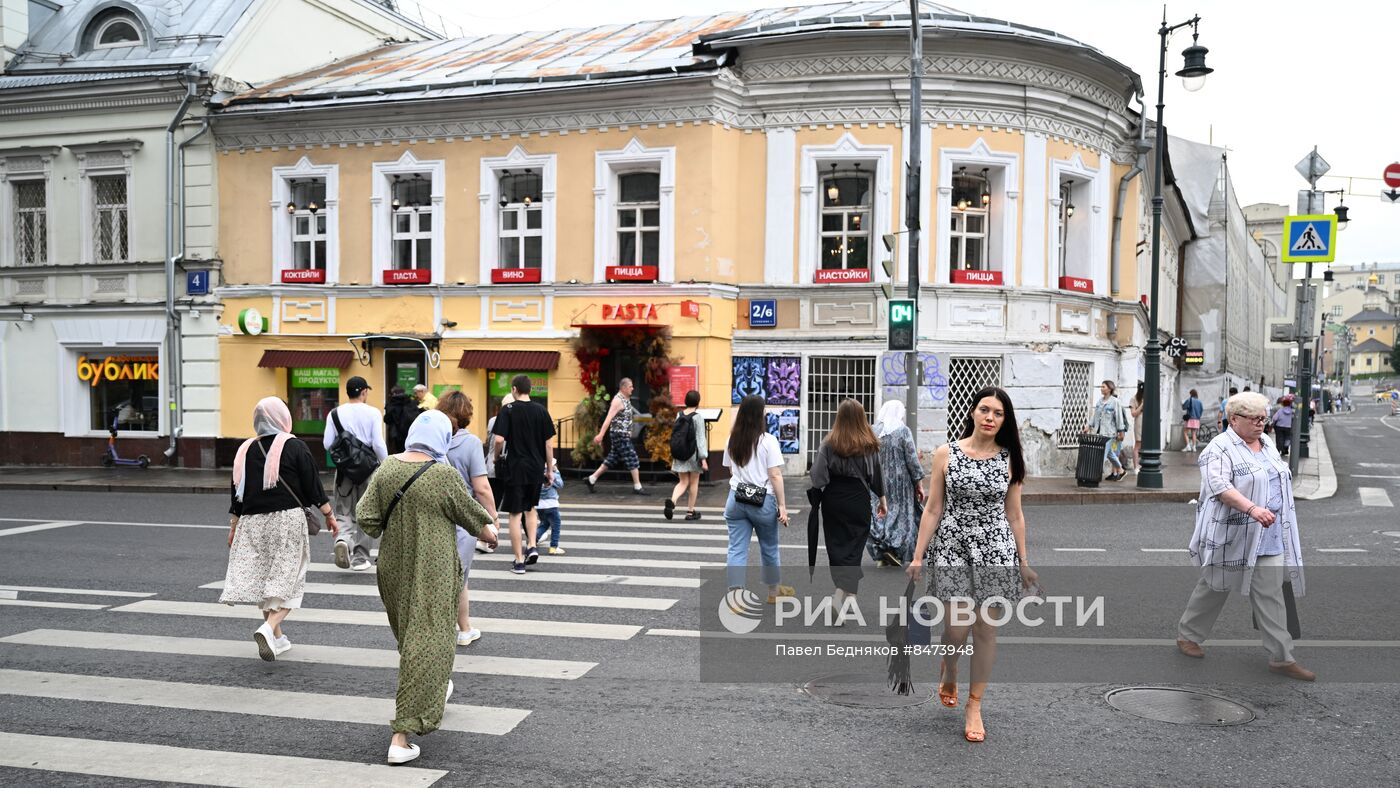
[1105,687,1254,726]
[802,673,934,708]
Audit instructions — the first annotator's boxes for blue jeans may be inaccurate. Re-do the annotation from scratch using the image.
[534,507,561,547]
[724,489,781,588]
[1104,439,1123,471]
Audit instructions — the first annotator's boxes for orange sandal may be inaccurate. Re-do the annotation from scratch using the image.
[937,663,958,708]
[964,693,985,743]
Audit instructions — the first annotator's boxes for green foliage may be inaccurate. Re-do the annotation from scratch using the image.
[570,385,610,465]
[1390,343,1400,374]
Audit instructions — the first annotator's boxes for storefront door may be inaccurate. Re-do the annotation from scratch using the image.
[384,350,425,397]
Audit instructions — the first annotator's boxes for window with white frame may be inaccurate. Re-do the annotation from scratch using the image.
[616,171,660,267]
[91,16,143,49]
[288,179,327,272]
[390,174,433,270]
[498,169,542,270]
[819,163,872,270]
[949,168,989,272]
[272,157,338,283]
[91,175,128,263]
[13,180,47,266]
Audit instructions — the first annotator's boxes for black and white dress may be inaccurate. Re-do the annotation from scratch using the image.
[927,440,1021,604]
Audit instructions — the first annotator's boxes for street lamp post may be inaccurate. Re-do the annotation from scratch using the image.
[1139,11,1213,489]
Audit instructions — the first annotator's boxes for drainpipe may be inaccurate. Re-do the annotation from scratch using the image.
[1111,91,1151,297]
[163,67,199,463]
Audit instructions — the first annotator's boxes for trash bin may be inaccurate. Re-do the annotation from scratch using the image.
[1076,433,1109,487]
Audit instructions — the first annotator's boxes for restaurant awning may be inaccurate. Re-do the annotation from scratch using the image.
[257,350,356,369]
[457,350,560,371]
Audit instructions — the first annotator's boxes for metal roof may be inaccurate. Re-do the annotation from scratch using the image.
[1350,338,1393,354]
[0,68,185,89]
[458,350,561,371]
[1344,309,1400,325]
[258,350,356,369]
[224,1,1125,108]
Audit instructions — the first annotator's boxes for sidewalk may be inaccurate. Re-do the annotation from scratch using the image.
[0,426,1336,504]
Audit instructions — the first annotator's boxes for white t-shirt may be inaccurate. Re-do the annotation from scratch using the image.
[723,433,784,492]
[322,401,389,461]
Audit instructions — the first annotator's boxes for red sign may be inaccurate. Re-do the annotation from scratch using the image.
[814,268,872,284]
[491,268,542,284]
[1385,162,1400,189]
[383,269,432,284]
[951,269,1003,286]
[680,300,701,319]
[668,365,698,405]
[1058,275,1093,293]
[601,303,660,321]
[281,269,325,284]
[606,265,658,282]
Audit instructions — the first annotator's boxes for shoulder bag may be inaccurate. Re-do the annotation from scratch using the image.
[735,480,767,507]
[256,439,325,536]
[382,461,435,530]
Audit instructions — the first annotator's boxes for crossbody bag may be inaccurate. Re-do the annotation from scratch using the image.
[256,440,325,536]
[382,461,435,530]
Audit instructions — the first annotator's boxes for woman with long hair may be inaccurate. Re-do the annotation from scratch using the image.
[356,410,498,765]
[908,387,1037,743]
[223,397,338,660]
[437,391,498,647]
[810,399,888,610]
[1130,383,1145,473]
[721,394,792,601]
[1084,380,1128,481]
[868,399,925,566]
[666,389,708,520]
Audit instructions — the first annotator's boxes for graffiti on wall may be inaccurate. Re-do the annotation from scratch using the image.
[880,352,949,404]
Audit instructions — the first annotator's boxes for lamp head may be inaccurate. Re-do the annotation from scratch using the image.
[1334,203,1349,228]
[1177,36,1213,92]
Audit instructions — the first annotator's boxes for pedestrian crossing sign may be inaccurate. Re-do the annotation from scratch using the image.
[1282,215,1337,263]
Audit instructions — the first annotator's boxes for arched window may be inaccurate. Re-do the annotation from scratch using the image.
[92,16,143,49]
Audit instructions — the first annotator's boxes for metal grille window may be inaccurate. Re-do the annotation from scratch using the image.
[946,357,1003,435]
[498,169,543,269]
[949,169,990,273]
[805,356,876,465]
[390,175,432,270]
[1057,360,1094,447]
[617,172,660,266]
[820,165,871,270]
[288,179,327,271]
[91,175,128,263]
[14,180,47,265]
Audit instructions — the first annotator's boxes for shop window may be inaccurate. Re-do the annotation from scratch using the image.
[949,168,989,273]
[288,367,340,435]
[80,352,160,432]
[391,174,433,271]
[498,170,543,271]
[487,370,549,423]
[819,163,871,271]
[13,180,47,266]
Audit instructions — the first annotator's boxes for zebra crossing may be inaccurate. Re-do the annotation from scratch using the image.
[0,498,745,785]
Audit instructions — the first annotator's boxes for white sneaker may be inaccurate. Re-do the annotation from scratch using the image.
[253,622,276,662]
[1180,446,1191,452]
[456,628,481,647]
[273,635,291,656]
[474,541,495,554]
[445,679,454,703]
[387,743,420,765]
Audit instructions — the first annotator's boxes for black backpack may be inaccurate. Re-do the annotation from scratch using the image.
[669,411,698,462]
[329,408,380,484]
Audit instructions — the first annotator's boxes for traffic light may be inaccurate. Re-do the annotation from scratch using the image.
[888,298,916,351]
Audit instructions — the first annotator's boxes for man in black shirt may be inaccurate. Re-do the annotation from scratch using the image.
[492,375,556,574]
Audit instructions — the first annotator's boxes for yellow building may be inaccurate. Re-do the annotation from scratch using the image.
[212,2,1149,475]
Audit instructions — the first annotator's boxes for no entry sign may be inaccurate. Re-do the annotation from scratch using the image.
[1385,162,1400,189]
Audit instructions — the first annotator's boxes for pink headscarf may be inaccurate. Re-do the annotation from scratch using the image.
[233,397,295,502]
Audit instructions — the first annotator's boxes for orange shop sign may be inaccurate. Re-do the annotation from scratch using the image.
[78,355,159,387]
[601,303,661,321]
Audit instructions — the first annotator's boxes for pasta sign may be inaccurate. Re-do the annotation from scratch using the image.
[78,355,159,387]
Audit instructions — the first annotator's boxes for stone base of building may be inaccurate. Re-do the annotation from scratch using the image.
[0,432,222,469]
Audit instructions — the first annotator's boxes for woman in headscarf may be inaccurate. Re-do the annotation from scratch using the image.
[223,397,337,661]
[356,409,498,765]
[809,399,888,611]
[867,400,925,567]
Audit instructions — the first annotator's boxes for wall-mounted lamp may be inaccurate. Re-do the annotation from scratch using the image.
[1066,203,1076,218]
[980,168,991,206]
[826,163,840,203]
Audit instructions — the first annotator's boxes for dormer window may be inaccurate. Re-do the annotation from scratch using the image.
[89,15,143,50]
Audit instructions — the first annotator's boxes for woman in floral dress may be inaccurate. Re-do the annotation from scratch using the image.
[908,387,1037,744]
[867,400,925,566]
[356,410,497,765]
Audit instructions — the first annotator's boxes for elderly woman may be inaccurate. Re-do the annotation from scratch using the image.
[356,410,498,764]
[867,400,925,566]
[1176,391,1313,681]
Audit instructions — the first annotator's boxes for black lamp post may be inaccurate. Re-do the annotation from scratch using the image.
[1140,12,1213,489]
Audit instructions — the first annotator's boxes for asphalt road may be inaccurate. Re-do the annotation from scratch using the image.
[0,403,1395,786]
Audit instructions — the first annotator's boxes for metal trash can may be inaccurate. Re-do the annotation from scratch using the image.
[1075,433,1109,487]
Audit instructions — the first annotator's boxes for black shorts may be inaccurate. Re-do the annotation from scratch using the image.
[501,483,542,514]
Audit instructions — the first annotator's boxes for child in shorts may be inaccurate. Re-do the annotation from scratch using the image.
[534,467,565,555]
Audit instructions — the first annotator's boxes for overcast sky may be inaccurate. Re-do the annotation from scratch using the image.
[412,0,1397,267]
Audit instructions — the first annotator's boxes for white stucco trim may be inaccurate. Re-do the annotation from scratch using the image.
[762,128,796,284]
[0,321,7,431]
[0,148,59,268]
[935,138,1020,286]
[1048,152,1101,291]
[1021,133,1049,289]
[71,141,140,265]
[270,156,340,284]
[479,145,557,284]
[798,133,894,284]
[593,138,676,283]
[371,151,445,285]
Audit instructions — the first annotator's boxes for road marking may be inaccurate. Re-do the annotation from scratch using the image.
[0,599,106,611]
[0,585,154,598]
[1357,463,1398,468]
[0,521,84,538]
[1351,475,1400,479]
[384,540,732,555]
[499,529,728,542]
[0,518,224,530]
[1140,548,1189,553]
[1316,548,1368,553]
[501,518,726,531]
[474,553,719,570]
[306,563,701,588]
[1360,487,1395,507]
[0,669,529,736]
[0,732,448,788]
[110,600,641,640]
[1051,548,1107,552]
[511,502,801,516]
[0,629,594,680]
[200,580,676,611]
[646,629,701,638]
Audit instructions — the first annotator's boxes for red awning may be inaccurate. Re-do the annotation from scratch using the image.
[458,350,560,371]
[258,350,355,369]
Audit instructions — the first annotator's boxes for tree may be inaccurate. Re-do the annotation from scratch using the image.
[1389,342,1400,374]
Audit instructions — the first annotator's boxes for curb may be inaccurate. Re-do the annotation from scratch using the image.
[1296,423,1336,501]
[1023,490,1198,506]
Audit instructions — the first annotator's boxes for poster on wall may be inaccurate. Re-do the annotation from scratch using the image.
[765,409,801,454]
[732,357,765,404]
[732,356,802,405]
[669,365,699,405]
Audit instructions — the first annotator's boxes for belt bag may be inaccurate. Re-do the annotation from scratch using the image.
[734,481,767,507]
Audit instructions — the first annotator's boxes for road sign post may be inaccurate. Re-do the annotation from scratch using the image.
[1285,148,1334,474]
[1383,163,1400,204]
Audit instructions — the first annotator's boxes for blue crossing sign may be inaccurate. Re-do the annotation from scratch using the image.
[1281,215,1336,263]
